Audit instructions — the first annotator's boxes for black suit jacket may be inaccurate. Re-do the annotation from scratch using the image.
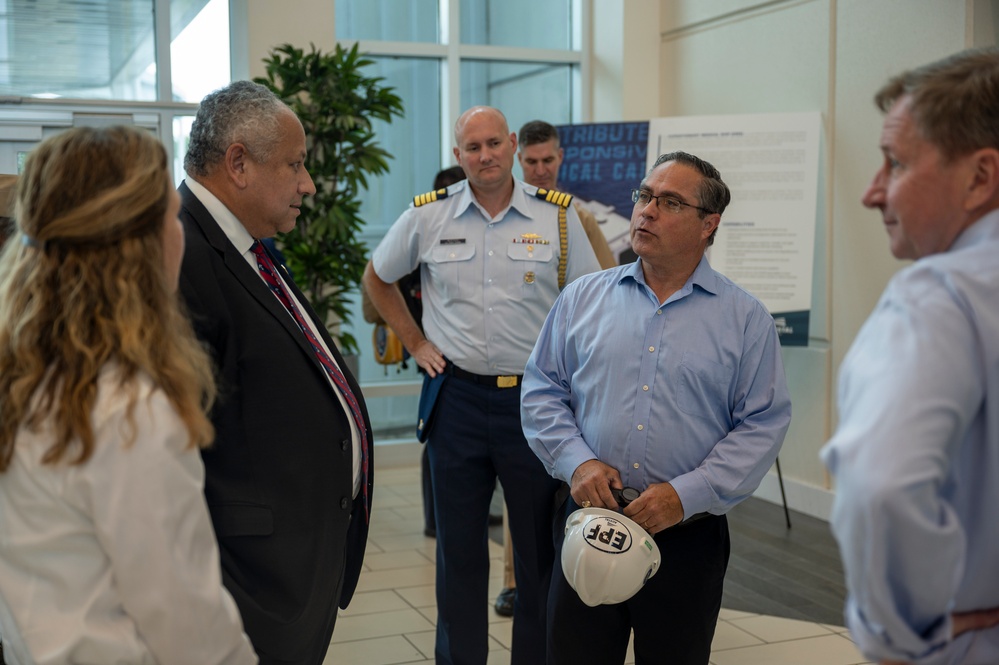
[177,182,373,664]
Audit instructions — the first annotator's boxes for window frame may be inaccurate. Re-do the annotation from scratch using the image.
[338,0,591,166]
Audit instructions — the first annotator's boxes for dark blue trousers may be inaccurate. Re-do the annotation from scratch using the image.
[548,498,730,665]
[422,446,435,534]
[428,377,560,665]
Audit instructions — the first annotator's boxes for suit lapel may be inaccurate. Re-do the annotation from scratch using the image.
[264,242,374,472]
[178,182,323,367]
[278,261,371,429]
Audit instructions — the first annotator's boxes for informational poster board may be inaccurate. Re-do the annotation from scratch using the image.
[557,112,820,347]
[648,112,820,346]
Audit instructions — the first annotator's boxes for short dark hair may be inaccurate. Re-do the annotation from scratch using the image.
[434,166,466,190]
[649,151,730,246]
[518,120,560,148]
[874,47,999,160]
[185,80,291,177]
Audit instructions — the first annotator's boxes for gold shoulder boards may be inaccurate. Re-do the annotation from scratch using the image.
[414,188,449,207]
[535,188,574,208]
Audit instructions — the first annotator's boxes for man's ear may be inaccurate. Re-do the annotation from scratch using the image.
[964,147,999,212]
[702,213,721,241]
[224,143,250,189]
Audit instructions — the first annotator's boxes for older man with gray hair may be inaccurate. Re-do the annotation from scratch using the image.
[178,80,374,665]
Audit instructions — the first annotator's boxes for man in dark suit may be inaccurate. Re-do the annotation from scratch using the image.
[178,80,373,665]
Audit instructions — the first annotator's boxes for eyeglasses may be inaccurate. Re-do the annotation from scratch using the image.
[631,189,715,215]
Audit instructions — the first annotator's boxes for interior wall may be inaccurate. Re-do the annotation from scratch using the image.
[238,0,336,80]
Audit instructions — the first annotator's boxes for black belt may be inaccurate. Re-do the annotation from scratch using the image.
[446,363,521,389]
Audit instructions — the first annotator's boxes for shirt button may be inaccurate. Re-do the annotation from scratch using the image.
[633,463,640,469]
[449,252,456,258]
[488,250,494,256]
[637,424,644,431]
[340,438,349,451]
[648,346,655,352]
[643,385,649,391]
[657,309,662,315]
[340,497,349,510]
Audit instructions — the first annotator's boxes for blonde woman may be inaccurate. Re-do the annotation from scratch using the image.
[0,126,256,665]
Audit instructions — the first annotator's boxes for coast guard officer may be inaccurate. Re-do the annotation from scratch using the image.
[363,105,600,665]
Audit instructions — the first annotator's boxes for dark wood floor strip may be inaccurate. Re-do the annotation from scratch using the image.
[724,497,847,626]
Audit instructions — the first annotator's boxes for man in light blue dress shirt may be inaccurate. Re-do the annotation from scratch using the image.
[821,48,999,665]
[521,151,791,665]
[363,106,600,665]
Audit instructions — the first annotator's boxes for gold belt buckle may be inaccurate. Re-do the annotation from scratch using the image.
[496,375,518,388]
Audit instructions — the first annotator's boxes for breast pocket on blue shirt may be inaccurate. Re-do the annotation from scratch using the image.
[676,351,733,422]
[430,243,476,298]
[507,243,554,296]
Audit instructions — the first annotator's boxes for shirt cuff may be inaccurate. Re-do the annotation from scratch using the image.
[846,599,954,665]
[553,439,598,485]
[668,469,713,519]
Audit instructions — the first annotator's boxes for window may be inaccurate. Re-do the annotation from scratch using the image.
[0,0,228,102]
[336,0,585,441]
[334,0,439,43]
[170,0,231,103]
[460,60,573,131]
[460,0,571,49]
[0,0,157,100]
[0,0,231,182]
[172,115,197,184]
[357,57,443,237]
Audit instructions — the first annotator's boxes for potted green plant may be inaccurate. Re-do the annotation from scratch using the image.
[254,42,404,355]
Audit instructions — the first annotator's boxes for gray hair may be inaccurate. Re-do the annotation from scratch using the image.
[184,80,291,177]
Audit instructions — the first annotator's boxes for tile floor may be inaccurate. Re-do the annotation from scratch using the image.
[325,465,872,665]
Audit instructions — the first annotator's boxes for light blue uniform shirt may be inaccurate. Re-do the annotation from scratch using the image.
[521,255,791,519]
[821,211,999,665]
[371,179,600,375]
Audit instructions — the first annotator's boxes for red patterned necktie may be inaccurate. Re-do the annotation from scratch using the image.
[250,241,369,521]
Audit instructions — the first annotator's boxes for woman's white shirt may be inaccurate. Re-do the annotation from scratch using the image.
[0,368,257,665]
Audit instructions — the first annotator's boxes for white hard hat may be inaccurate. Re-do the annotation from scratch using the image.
[561,507,661,607]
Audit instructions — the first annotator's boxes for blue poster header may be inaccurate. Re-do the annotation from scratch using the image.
[557,121,649,219]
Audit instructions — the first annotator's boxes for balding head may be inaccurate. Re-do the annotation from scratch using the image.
[454,106,509,146]
[452,106,517,199]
